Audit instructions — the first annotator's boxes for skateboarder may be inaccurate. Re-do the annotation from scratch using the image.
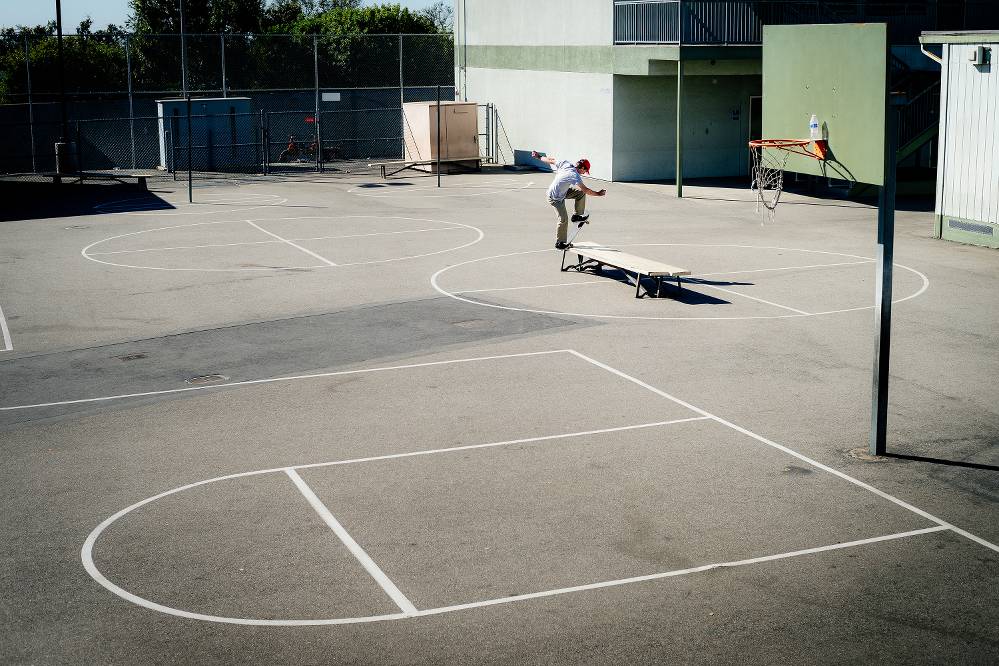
[532,151,606,249]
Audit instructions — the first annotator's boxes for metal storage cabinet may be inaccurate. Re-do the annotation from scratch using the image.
[403,101,479,171]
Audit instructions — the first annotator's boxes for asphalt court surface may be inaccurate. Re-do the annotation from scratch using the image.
[1,170,997,663]
[41,351,959,623]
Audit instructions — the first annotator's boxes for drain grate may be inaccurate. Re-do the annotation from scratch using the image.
[186,374,230,385]
[116,353,147,361]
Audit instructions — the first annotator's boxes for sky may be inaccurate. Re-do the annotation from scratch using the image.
[1,0,438,31]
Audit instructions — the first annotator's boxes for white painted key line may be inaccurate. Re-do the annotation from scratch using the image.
[75,348,997,626]
[0,301,12,351]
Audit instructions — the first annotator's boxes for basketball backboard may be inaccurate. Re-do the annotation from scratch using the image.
[762,23,888,186]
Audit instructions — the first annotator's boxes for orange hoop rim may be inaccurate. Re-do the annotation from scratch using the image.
[749,138,826,160]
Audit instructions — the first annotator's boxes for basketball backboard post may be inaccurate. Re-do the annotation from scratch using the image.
[760,23,901,457]
[870,94,903,457]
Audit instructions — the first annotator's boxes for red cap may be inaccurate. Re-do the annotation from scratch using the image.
[576,158,591,174]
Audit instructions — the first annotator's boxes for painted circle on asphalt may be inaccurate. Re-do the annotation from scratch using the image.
[431,244,929,321]
[81,215,484,272]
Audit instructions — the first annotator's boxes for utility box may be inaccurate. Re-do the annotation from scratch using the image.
[157,97,255,172]
[402,101,479,172]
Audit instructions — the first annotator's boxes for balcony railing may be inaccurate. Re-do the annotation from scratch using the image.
[612,1,949,46]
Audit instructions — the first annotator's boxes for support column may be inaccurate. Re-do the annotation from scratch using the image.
[676,59,684,198]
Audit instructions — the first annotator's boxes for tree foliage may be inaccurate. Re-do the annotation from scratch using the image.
[0,1,453,103]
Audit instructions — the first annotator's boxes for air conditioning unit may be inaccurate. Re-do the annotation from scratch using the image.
[968,45,989,66]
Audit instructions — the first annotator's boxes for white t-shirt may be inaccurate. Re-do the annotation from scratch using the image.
[546,160,583,201]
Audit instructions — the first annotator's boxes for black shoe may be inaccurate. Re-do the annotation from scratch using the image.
[555,241,570,250]
[571,213,590,223]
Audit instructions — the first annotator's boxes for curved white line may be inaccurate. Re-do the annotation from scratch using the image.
[431,244,930,321]
[81,216,484,272]
[0,302,12,351]
[81,417,703,626]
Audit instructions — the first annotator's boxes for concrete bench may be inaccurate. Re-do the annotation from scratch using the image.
[368,157,481,179]
[561,241,691,298]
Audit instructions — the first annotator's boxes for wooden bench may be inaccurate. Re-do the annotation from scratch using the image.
[368,157,481,179]
[561,241,691,298]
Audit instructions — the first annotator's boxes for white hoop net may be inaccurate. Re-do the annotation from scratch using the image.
[749,143,794,225]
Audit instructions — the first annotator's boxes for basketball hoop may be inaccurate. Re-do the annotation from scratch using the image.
[748,139,825,223]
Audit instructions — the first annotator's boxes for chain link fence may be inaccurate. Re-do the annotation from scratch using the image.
[0,32,459,182]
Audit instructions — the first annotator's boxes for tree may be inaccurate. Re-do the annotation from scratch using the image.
[420,0,453,33]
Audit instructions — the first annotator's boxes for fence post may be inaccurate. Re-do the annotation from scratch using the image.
[24,34,37,173]
[436,84,441,188]
[180,1,188,96]
[126,35,136,170]
[313,35,321,173]
[186,95,193,202]
[220,34,227,98]
[76,121,83,178]
[398,34,404,110]
[257,109,263,174]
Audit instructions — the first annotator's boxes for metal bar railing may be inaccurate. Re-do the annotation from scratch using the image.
[612,1,949,46]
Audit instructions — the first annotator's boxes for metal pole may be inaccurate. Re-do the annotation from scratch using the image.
[398,34,404,110]
[676,59,684,198]
[55,0,68,142]
[313,35,321,173]
[869,97,902,456]
[436,85,442,187]
[180,0,188,96]
[24,34,37,173]
[220,34,226,97]
[126,35,136,169]
[186,94,193,202]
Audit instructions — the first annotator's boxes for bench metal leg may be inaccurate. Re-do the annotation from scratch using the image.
[635,273,644,298]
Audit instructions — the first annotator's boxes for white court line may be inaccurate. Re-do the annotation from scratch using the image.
[86,227,462,257]
[698,259,873,279]
[417,526,949,617]
[81,417,706,626]
[458,281,605,294]
[0,302,12,351]
[431,245,930,322]
[688,281,812,315]
[245,220,338,266]
[81,216,484,273]
[0,349,571,411]
[285,468,418,615]
[79,348,996,626]
[567,349,999,554]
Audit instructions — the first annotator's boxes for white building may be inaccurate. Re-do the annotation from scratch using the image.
[920,31,999,248]
[454,0,761,186]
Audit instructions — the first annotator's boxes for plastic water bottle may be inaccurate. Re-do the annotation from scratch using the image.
[809,114,820,140]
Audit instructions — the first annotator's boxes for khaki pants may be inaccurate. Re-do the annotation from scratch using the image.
[549,188,586,243]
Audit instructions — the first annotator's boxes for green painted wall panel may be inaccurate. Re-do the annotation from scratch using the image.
[939,215,999,249]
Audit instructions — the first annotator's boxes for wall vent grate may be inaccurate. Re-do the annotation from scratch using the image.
[948,219,994,236]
